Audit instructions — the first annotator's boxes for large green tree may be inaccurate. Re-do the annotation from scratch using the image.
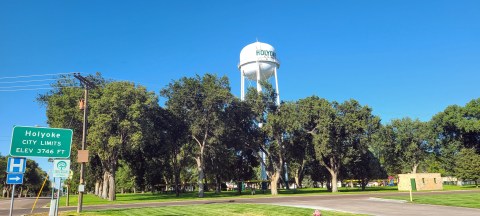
[161,74,233,198]
[37,73,106,193]
[380,118,430,174]
[431,99,480,176]
[307,98,377,192]
[88,81,160,200]
[455,148,480,187]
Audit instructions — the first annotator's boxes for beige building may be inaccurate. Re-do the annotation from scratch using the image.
[398,173,443,191]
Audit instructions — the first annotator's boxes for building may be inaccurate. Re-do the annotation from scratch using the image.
[398,173,443,191]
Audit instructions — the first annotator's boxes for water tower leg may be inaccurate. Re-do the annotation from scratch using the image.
[241,71,245,101]
[256,62,262,92]
[274,67,280,105]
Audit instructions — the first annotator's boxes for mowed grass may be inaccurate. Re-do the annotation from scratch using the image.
[383,192,480,208]
[60,186,399,206]
[56,203,366,216]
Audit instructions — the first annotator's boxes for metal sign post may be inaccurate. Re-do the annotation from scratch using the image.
[55,179,62,216]
[7,157,26,216]
[9,184,16,216]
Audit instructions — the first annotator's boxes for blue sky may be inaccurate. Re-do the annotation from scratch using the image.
[1,1,479,172]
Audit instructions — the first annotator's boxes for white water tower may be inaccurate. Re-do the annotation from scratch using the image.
[238,41,283,187]
[238,41,280,105]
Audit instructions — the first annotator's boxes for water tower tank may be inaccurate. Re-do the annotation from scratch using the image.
[238,42,280,81]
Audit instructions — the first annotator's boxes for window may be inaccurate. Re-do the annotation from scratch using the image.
[422,178,425,184]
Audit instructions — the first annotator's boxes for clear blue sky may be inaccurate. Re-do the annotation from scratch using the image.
[1,1,479,172]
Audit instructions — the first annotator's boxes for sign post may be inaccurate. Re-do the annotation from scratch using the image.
[7,126,72,216]
[10,126,73,158]
[6,157,27,216]
[9,184,16,216]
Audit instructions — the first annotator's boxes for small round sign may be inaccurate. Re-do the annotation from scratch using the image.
[57,161,67,170]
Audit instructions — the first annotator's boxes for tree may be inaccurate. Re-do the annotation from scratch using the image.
[431,99,480,176]
[348,150,387,190]
[308,98,377,192]
[37,73,106,194]
[22,159,48,197]
[115,160,136,193]
[455,148,480,187]
[380,118,430,174]
[161,74,233,198]
[88,81,160,200]
[262,101,300,195]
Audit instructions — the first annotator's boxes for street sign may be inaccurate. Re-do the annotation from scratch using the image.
[6,173,24,184]
[53,159,71,178]
[9,126,73,158]
[7,157,26,173]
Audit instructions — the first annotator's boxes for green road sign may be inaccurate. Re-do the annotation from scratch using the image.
[10,126,73,158]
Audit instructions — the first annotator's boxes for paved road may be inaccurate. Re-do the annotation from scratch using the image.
[263,193,480,216]
[0,197,50,216]
[1,190,479,215]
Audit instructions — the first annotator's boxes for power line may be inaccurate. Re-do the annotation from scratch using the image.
[0,78,62,84]
[0,83,75,89]
[0,72,74,80]
[0,86,78,92]
[0,83,52,89]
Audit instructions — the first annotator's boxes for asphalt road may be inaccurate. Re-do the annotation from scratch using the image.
[1,190,479,215]
[0,197,51,216]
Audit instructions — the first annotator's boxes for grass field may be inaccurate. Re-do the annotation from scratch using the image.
[383,191,480,208]
[57,185,480,206]
[59,186,399,206]
[54,203,365,216]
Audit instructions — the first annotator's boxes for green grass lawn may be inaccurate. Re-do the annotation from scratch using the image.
[57,185,479,207]
[382,192,480,208]
[442,185,479,191]
[59,186,399,206]
[55,203,366,216]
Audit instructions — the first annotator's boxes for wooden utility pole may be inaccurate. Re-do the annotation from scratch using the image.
[73,73,95,213]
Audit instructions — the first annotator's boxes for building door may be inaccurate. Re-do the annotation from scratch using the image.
[410,178,417,191]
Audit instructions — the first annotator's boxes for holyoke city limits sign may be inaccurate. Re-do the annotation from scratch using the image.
[10,126,73,158]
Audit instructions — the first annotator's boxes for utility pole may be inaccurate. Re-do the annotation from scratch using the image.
[73,73,95,213]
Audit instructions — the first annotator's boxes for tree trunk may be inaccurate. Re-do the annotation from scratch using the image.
[108,171,116,201]
[215,175,221,194]
[412,164,418,174]
[270,169,281,195]
[330,170,339,193]
[294,160,305,188]
[98,180,103,197]
[18,187,22,198]
[326,176,332,191]
[95,181,100,196]
[361,179,367,191]
[175,169,180,197]
[102,171,109,199]
[196,156,205,198]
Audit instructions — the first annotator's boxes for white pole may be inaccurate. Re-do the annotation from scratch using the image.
[274,67,280,105]
[241,71,245,101]
[409,180,413,202]
[55,179,61,216]
[9,184,15,216]
[256,62,262,92]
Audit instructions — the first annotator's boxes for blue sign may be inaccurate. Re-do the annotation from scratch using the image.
[6,173,24,184]
[7,157,27,173]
